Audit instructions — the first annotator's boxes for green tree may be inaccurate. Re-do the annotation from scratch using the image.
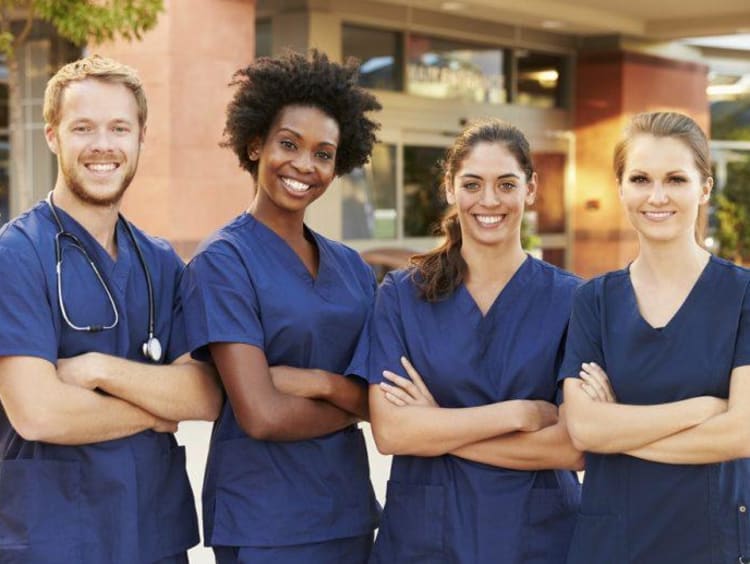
[0,0,163,214]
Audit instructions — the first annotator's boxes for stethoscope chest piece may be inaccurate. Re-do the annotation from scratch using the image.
[142,336,163,363]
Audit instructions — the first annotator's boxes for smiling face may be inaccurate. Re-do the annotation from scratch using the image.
[446,141,536,249]
[45,78,143,207]
[250,104,340,220]
[619,134,712,244]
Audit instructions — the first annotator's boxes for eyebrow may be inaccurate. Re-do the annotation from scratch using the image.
[628,169,688,175]
[278,126,337,148]
[459,172,521,180]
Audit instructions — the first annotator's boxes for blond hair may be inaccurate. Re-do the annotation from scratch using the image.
[613,112,711,183]
[44,54,147,128]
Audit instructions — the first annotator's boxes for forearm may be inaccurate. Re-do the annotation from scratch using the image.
[451,422,584,471]
[87,353,222,422]
[371,398,534,456]
[234,393,356,441]
[270,366,370,420]
[627,409,750,464]
[563,379,718,453]
[21,387,158,445]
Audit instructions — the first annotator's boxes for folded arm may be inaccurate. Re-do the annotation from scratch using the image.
[626,365,750,464]
[370,358,557,457]
[57,351,222,422]
[563,364,726,453]
[210,343,355,441]
[452,407,584,471]
[0,355,175,445]
[270,365,369,420]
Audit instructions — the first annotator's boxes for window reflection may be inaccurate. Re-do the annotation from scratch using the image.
[516,50,566,109]
[343,25,403,91]
[403,146,448,237]
[340,143,397,240]
[406,34,507,104]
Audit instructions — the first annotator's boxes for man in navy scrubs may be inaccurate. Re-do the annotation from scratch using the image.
[0,55,222,563]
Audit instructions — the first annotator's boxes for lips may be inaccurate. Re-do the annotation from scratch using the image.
[281,176,311,193]
[641,211,676,222]
[474,214,505,227]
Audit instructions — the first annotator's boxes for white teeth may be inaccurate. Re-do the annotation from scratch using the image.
[87,163,117,172]
[643,211,674,218]
[282,177,311,192]
[475,215,503,225]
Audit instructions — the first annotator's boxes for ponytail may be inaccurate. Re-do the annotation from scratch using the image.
[410,208,467,301]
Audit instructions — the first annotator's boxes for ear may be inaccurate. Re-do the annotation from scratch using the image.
[45,124,58,155]
[444,173,456,205]
[247,139,262,161]
[525,172,538,206]
[139,124,147,145]
[700,176,713,205]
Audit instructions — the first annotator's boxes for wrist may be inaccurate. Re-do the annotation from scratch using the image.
[507,400,530,432]
[314,369,336,400]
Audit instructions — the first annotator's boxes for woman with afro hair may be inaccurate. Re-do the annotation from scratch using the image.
[180,50,382,564]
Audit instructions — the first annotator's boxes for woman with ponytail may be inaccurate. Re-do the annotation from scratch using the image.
[366,119,583,563]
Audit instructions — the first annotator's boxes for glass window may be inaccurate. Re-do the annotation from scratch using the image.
[340,143,397,239]
[342,24,403,91]
[516,50,566,109]
[256,19,272,58]
[406,34,507,104]
[403,145,448,237]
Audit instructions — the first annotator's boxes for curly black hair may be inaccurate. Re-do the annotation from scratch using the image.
[222,49,382,178]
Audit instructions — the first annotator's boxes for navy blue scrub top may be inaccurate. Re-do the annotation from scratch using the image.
[0,202,199,564]
[367,256,581,564]
[559,256,750,564]
[180,212,380,548]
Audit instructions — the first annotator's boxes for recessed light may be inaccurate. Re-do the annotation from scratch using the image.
[441,1,465,10]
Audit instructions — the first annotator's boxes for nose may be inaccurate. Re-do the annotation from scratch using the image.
[479,185,501,207]
[648,181,669,205]
[292,151,315,173]
[89,128,116,153]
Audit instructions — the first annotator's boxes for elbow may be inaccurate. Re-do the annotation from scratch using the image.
[10,410,58,443]
[235,407,284,441]
[566,417,602,453]
[197,389,224,422]
[371,424,400,455]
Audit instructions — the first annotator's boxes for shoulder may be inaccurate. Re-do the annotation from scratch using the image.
[311,229,375,282]
[0,203,51,270]
[572,267,629,306]
[191,214,253,262]
[124,221,184,272]
[708,255,750,285]
[528,257,582,293]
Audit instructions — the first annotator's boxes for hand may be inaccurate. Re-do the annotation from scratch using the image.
[57,352,102,390]
[518,400,559,432]
[270,365,329,399]
[579,362,617,403]
[379,356,438,408]
[152,417,178,434]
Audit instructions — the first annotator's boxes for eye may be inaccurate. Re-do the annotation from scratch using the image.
[462,181,480,191]
[628,174,649,184]
[280,139,296,151]
[72,125,91,133]
[500,182,517,192]
[316,150,334,161]
[113,125,130,134]
[667,176,687,184]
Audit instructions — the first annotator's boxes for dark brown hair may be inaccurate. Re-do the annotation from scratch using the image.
[410,119,535,301]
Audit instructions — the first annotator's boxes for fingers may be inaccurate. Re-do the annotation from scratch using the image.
[379,381,419,406]
[579,362,616,402]
[400,357,436,403]
[381,369,423,400]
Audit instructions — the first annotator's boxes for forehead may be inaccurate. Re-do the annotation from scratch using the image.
[269,104,340,145]
[58,78,139,124]
[457,142,523,175]
[625,134,696,171]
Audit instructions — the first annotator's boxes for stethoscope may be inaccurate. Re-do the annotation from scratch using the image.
[46,192,163,363]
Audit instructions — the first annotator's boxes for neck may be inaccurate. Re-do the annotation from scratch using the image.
[248,196,306,243]
[461,238,527,283]
[51,185,121,257]
[632,232,709,282]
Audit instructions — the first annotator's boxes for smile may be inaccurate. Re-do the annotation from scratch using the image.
[85,163,119,173]
[474,214,505,226]
[281,177,311,193]
[641,211,675,222]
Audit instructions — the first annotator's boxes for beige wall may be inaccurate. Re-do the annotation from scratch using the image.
[96,0,257,257]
